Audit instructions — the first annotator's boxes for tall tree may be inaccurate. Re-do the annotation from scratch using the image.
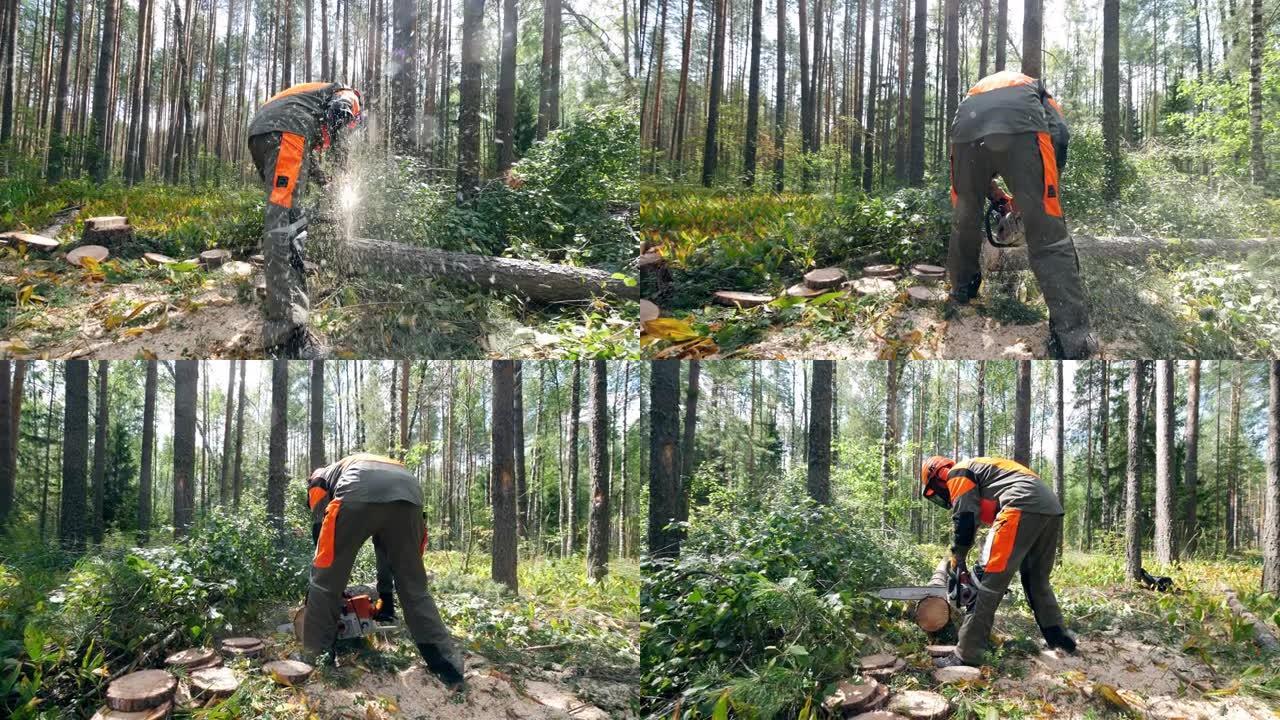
[491,360,518,591]
[1014,361,1031,465]
[455,0,484,200]
[772,0,786,191]
[60,361,90,550]
[219,362,236,505]
[1247,0,1265,184]
[995,0,1007,70]
[1022,0,1042,77]
[173,361,198,537]
[138,361,157,544]
[1184,360,1201,554]
[878,359,898,524]
[565,361,581,555]
[47,0,78,181]
[233,359,246,507]
[679,361,699,525]
[391,0,420,152]
[267,359,288,534]
[587,360,610,581]
[1125,361,1145,582]
[310,361,325,472]
[1263,361,1280,594]
[1054,361,1065,558]
[1102,0,1120,196]
[537,0,562,138]
[515,362,527,536]
[1154,360,1176,565]
[88,0,120,180]
[742,0,762,185]
[907,0,926,185]
[91,362,108,543]
[495,0,516,172]
[944,0,958,144]
[808,361,834,505]
[0,361,9,530]
[976,361,986,455]
[649,361,682,559]
[0,0,17,145]
[701,0,727,186]
[861,0,882,191]
[1100,361,1111,530]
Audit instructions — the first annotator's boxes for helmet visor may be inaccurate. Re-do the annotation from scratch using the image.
[922,478,952,510]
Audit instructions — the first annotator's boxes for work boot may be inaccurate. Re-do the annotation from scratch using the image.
[1041,625,1078,654]
[417,643,466,691]
[933,652,973,669]
[373,593,396,623]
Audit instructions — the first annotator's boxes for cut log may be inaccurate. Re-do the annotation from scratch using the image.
[187,655,223,671]
[786,283,828,299]
[0,231,60,250]
[1221,586,1280,651]
[639,299,660,323]
[91,700,173,720]
[925,645,956,658]
[199,249,232,268]
[712,290,774,308]
[189,667,239,700]
[823,678,883,713]
[804,267,847,289]
[909,264,946,285]
[933,666,982,684]
[67,245,109,267]
[887,691,951,720]
[165,648,218,670]
[219,637,265,657]
[106,670,177,711]
[863,264,903,279]
[85,216,128,231]
[143,253,176,265]
[263,659,314,686]
[859,654,899,671]
[848,277,898,297]
[907,286,944,306]
[345,237,638,302]
[221,261,254,278]
[914,596,952,632]
[865,658,908,681]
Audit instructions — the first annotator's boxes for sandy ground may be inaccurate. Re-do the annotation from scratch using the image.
[993,631,1278,719]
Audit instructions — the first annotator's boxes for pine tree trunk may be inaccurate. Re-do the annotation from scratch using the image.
[60,361,90,549]
[1247,0,1265,183]
[1054,362,1065,558]
[1184,360,1201,554]
[173,361,198,537]
[91,361,108,543]
[877,359,897,524]
[772,0,785,191]
[515,362,527,536]
[995,0,1007,70]
[491,361,519,591]
[1014,361,1031,466]
[1022,0,1041,77]
[1125,361,1145,582]
[392,0,419,152]
[233,360,246,507]
[267,360,289,537]
[1262,361,1280,594]
[742,0,762,185]
[586,360,610,581]
[679,361,699,525]
[861,0,881,191]
[537,0,561,138]
[565,361,581,555]
[1155,360,1176,565]
[455,0,483,199]
[309,361,325,474]
[0,362,10,530]
[701,0,726,186]
[494,0,516,171]
[976,361,986,455]
[649,361,682,559]
[138,361,157,544]
[88,0,120,180]
[1102,0,1119,196]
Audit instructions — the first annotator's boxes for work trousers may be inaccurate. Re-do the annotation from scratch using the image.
[249,131,312,349]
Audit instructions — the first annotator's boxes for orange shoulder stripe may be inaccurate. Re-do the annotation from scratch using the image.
[967,70,1036,97]
[265,81,334,105]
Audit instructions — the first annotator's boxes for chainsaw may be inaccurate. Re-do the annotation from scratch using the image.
[984,198,1025,248]
[288,586,399,641]
[875,563,987,614]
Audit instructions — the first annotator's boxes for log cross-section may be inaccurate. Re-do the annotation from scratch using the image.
[344,237,637,303]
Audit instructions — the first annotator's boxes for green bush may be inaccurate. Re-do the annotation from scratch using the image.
[642,501,929,719]
[828,186,951,267]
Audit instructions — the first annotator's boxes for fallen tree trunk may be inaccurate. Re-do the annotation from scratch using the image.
[343,237,637,303]
[914,560,954,633]
[1221,586,1280,652]
[1073,235,1272,262]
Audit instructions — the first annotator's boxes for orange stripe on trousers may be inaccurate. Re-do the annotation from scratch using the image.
[984,507,1022,573]
[314,499,342,568]
[1036,132,1063,218]
[269,132,305,209]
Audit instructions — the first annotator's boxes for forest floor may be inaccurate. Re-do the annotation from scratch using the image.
[0,184,637,359]
[639,190,1280,360]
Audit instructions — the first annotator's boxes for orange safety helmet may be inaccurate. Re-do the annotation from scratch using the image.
[921,455,956,510]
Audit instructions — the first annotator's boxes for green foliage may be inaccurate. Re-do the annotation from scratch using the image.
[828,187,951,267]
[642,501,930,719]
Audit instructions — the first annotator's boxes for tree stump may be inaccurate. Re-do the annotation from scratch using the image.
[263,659,314,686]
[637,251,673,304]
[863,264,903,280]
[914,596,952,632]
[887,690,951,720]
[221,261,254,279]
[199,249,232,269]
[219,637,265,658]
[0,232,60,251]
[639,299,660,323]
[786,283,827,299]
[67,245,109,267]
[106,670,177,712]
[143,253,176,265]
[804,267,847,289]
[933,666,982,684]
[190,667,239,700]
[861,654,908,681]
[165,648,218,670]
[82,216,134,250]
[848,277,898,297]
[91,700,173,720]
[925,645,956,658]
[249,253,265,266]
[711,291,773,308]
[823,678,885,714]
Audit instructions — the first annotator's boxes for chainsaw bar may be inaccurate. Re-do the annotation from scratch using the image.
[876,586,949,601]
